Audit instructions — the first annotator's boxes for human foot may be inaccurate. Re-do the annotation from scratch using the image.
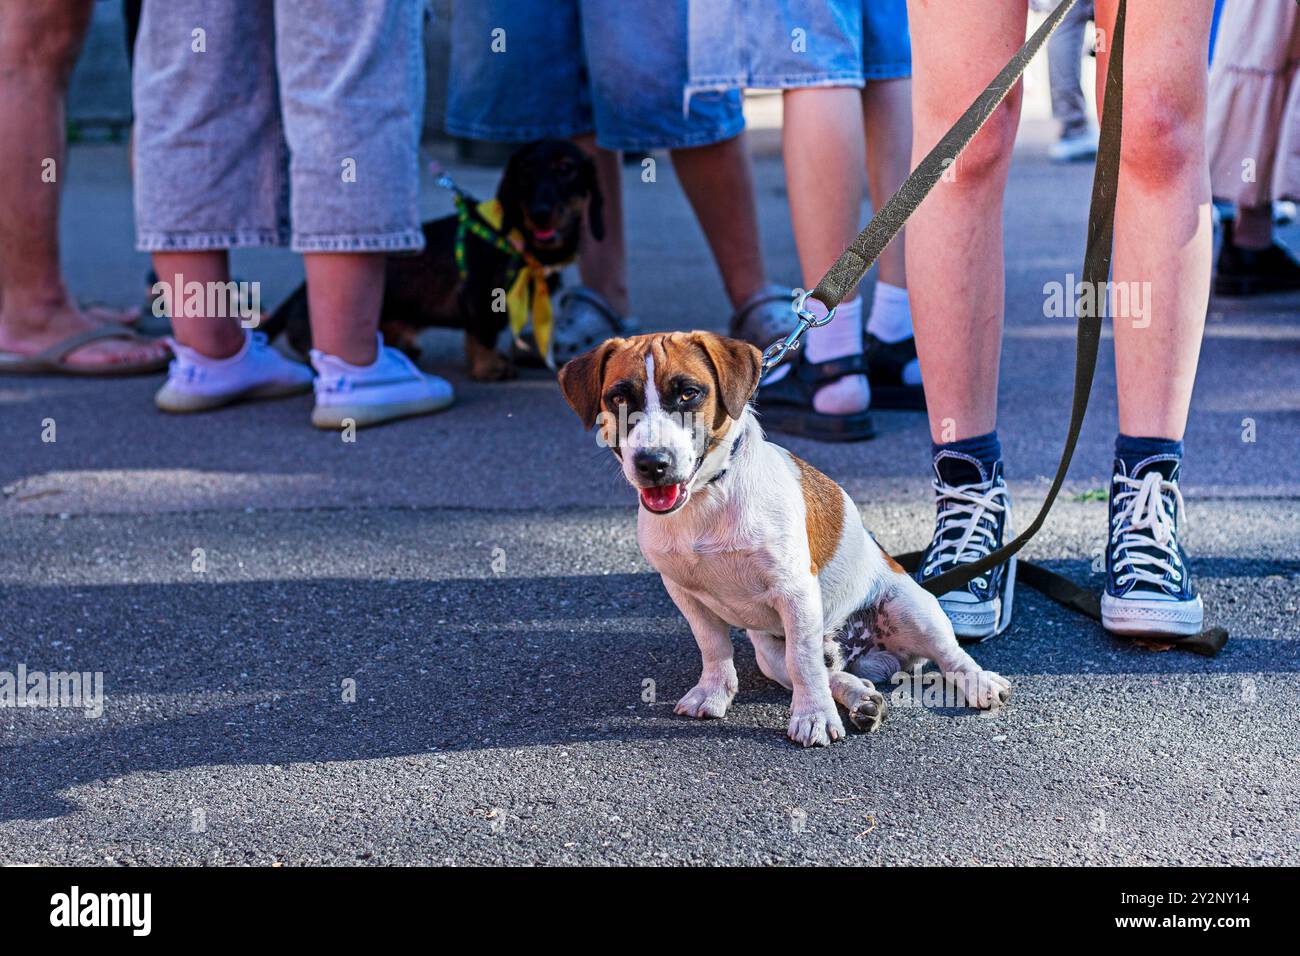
[0,300,168,372]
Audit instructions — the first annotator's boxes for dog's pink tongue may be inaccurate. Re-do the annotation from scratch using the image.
[640,484,682,512]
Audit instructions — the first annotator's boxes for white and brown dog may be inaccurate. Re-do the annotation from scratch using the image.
[559,331,1010,747]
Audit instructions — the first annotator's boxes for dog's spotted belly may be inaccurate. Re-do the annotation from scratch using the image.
[831,596,910,681]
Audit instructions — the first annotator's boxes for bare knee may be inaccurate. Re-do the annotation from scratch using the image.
[0,1,93,82]
[1117,85,1206,189]
[917,92,1021,189]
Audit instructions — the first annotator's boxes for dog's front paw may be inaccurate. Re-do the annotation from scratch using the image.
[469,351,516,381]
[955,669,1011,710]
[674,675,736,719]
[787,698,845,747]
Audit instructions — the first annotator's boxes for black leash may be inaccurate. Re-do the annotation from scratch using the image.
[768,0,1226,656]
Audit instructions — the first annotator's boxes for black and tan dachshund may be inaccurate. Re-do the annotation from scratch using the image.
[258,140,603,380]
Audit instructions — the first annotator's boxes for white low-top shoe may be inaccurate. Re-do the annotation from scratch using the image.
[1049,128,1100,163]
[155,331,313,413]
[310,335,454,429]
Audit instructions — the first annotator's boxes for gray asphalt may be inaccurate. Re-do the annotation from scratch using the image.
[1,124,1298,865]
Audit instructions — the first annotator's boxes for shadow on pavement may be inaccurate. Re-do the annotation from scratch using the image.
[2,562,1295,822]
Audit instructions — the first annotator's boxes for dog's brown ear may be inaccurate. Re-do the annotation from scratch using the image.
[694,333,761,422]
[558,338,621,430]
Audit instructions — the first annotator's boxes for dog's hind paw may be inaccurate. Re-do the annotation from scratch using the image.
[787,699,845,747]
[847,688,887,733]
[956,669,1011,710]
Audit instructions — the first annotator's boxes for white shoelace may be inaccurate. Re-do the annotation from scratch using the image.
[923,478,1010,584]
[1111,470,1187,591]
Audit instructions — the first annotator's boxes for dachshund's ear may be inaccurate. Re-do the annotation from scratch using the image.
[580,152,606,242]
[496,142,535,234]
[558,337,621,430]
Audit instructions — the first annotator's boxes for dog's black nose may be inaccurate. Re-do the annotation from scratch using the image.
[634,449,672,482]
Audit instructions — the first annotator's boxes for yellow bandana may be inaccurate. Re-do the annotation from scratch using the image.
[475,198,556,366]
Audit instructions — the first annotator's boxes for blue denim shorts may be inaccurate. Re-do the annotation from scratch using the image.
[687,0,912,97]
[133,0,426,254]
[445,0,744,151]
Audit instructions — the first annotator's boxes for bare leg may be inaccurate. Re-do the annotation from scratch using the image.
[1094,0,1212,441]
[904,0,1027,442]
[781,87,870,411]
[862,78,912,290]
[0,0,166,368]
[303,253,385,366]
[571,134,630,316]
[783,87,866,295]
[153,251,243,358]
[670,135,766,307]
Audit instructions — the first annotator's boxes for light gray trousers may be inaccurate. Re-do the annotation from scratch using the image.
[1046,0,1096,138]
[133,0,426,253]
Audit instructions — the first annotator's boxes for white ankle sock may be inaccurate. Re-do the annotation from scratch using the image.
[866,282,912,344]
[804,296,868,415]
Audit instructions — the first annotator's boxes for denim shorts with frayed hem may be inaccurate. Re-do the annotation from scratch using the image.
[686,0,912,101]
[133,0,426,254]
[445,0,744,152]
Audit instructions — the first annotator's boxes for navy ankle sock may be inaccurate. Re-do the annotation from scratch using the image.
[932,430,1002,477]
[1115,433,1183,472]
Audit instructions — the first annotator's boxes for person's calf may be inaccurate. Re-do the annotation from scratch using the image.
[152,252,245,360]
[303,252,385,367]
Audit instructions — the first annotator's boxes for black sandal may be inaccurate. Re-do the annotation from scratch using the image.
[753,351,875,442]
[865,333,927,411]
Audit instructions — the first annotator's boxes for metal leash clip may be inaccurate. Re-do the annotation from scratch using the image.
[759,288,836,377]
[428,160,469,199]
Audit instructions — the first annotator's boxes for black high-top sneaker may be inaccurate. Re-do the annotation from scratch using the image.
[1101,455,1203,636]
[917,450,1015,642]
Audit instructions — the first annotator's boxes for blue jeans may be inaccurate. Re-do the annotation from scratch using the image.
[133,0,426,253]
[687,0,912,99]
[445,0,744,151]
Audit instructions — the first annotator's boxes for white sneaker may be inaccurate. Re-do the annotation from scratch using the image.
[310,335,454,429]
[155,331,313,413]
[1049,128,1100,163]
